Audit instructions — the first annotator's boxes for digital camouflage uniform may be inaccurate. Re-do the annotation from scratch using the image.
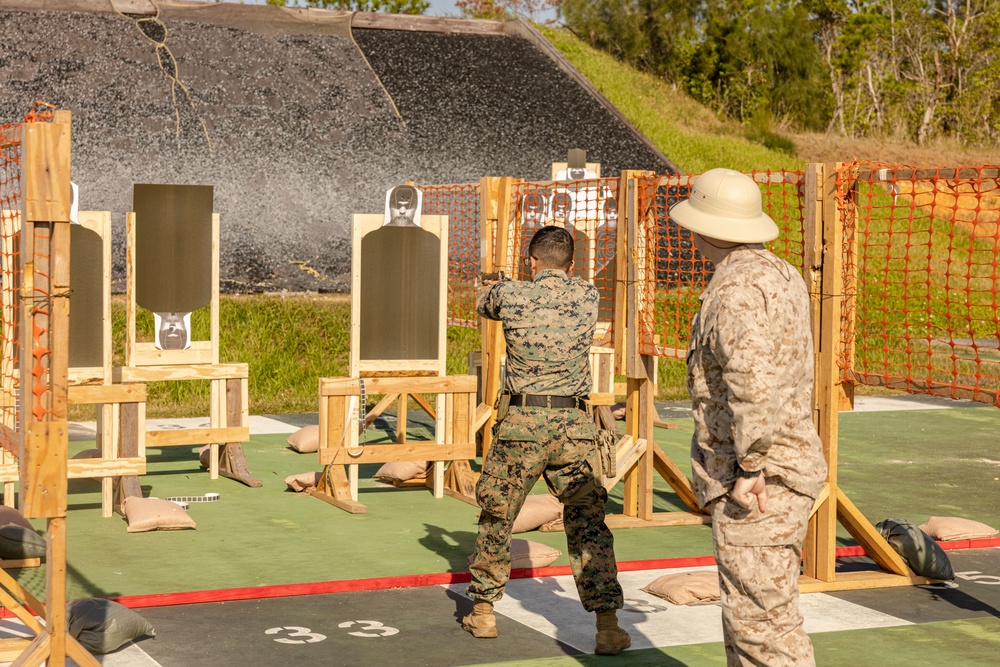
[687,246,827,667]
[467,269,624,614]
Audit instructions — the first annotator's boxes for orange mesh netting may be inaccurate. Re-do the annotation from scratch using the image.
[634,170,807,358]
[0,120,21,456]
[505,178,621,344]
[838,162,1000,406]
[426,177,621,343]
[419,182,481,327]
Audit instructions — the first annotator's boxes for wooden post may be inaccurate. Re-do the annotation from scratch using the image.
[479,177,516,457]
[11,110,100,667]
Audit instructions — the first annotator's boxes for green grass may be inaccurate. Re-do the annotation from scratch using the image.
[537,26,804,174]
[91,294,486,418]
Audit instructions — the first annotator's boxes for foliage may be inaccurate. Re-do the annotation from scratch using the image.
[267,0,430,14]
[558,0,1000,147]
[538,25,804,173]
[457,0,559,20]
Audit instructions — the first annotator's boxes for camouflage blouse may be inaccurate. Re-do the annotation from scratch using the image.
[687,246,827,507]
[476,268,597,398]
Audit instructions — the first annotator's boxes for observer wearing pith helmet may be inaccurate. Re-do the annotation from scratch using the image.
[671,168,827,667]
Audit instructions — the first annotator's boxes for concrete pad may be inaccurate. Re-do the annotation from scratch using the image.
[447,565,910,654]
[0,619,160,666]
[137,585,578,667]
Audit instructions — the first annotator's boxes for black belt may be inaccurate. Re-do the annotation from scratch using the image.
[506,394,588,411]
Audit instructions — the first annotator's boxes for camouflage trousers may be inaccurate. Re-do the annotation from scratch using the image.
[466,428,624,613]
[712,480,815,667]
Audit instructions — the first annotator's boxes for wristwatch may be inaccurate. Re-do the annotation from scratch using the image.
[733,461,762,478]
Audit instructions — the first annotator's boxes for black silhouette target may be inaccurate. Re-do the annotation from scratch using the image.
[133,184,213,314]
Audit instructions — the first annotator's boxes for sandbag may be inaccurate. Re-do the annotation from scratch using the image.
[876,517,955,581]
[0,524,47,560]
[66,598,156,654]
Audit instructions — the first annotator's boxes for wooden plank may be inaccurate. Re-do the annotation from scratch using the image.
[67,458,145,478]
[113,401,143,516]
[410,392,437,420]
[307,464,366,514]
[21,422,68,519]
[68,383,146,405]
[799,571,931,593]
[320,375,477,396]
[835,486,909,576]
[601,436,644,490]
[808,162,842,581]
[0,566,46,617]
[605,512,710,529]
[321,442,476,466]
[0,638,34,662]
[480,176,517,457]
[652,446,702,513]
[0,586,44,631]
[351,12,505,34]
[22,121,71,223]
[46,515,68,665]
[587,392,616,406]
[131,345,215,367]
[472,403,492,431]
[114,362,249,382]
[145,426,249,447]
[637,355,655,519]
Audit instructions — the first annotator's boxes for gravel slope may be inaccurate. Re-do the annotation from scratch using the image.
[0,6,672,292]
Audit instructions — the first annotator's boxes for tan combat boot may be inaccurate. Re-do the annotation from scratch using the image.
[594,609,631,655]
[462,600,498,638]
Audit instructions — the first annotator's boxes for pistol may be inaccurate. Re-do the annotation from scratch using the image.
[479,270,509,283]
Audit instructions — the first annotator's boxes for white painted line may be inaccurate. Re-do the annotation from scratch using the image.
[447,565,910,653]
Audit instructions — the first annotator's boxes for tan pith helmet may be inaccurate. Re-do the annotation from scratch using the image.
[669,168,779,243]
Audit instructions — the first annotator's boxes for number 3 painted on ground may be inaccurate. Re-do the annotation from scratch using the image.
[265,626,327,644]
[956,571,1000,585]
[338,620,400,637]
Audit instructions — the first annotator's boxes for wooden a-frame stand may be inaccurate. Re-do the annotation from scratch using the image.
[480,168,935,591]
[478,173,709,530]
[0,209,147,518]
[797,163,932,590]
[309,210,485,512]
[0,110,100,667]
[113,208,259,499]
[309,375,484,513]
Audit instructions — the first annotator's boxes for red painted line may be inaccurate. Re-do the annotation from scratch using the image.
[4,537,998,618]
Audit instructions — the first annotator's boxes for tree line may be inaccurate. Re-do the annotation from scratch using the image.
[268,1,1000,147]
[556,0,999,147]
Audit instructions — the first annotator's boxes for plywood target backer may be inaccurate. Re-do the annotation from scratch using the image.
[351,186,447,377]
[133,184,213,315]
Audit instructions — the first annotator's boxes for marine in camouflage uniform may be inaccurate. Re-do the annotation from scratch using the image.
[465,226,626,651]
[674,169,828,667]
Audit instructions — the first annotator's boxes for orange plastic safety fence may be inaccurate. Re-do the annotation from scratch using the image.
[635,170,807,358]
[0,122,21,457]
[418,182,481,327]
[837,162,1000,406]
[503,178,621,344]
[428,178,621,342]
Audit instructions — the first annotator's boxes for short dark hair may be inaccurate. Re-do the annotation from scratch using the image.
[528,225,574,270]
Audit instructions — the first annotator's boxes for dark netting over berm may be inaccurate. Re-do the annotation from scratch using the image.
[0,2,674,293]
